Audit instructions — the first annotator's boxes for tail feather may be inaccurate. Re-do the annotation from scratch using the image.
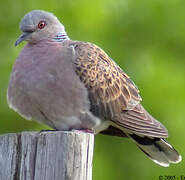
[129,134,182,167]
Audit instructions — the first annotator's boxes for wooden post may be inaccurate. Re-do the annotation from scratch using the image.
[0,131,94,180]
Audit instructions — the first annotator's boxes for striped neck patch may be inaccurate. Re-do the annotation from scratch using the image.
[52,33,69,42]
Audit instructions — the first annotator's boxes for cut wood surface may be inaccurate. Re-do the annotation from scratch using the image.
[0,130,94,180]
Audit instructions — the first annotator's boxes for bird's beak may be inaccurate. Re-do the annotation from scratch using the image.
[15,32,30,46]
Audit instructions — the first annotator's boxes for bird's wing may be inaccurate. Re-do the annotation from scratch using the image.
[71,41,141,116]
[70,41,168,138]
[115,104,168,138]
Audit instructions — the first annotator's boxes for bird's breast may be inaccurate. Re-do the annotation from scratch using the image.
[7,42,94,129]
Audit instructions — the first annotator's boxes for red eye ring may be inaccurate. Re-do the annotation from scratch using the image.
[38,21,46,29]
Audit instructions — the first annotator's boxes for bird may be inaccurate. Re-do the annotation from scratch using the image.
[7,10,181,167]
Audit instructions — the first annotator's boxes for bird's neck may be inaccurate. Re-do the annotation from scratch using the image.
[52,32,69,42]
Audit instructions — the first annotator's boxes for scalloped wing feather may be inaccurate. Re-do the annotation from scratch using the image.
[71,41,141,118]
[67,41,168,138]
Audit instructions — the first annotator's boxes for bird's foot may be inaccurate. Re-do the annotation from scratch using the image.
[72,129,94,134]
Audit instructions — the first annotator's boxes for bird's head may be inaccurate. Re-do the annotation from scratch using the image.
[15,10,68,46]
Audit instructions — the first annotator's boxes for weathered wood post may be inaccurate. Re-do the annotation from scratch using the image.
[0,131,94,180]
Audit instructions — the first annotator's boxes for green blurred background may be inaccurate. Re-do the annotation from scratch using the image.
[0,0,185,179]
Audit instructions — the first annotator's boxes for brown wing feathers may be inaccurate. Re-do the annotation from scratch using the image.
[72,42,141,117]
[71,41,168,138]
[116,104,168,137]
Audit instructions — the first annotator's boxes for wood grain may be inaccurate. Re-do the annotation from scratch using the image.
[0,131,94,180]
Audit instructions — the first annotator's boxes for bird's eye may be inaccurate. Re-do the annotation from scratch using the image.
[38,21,46,29]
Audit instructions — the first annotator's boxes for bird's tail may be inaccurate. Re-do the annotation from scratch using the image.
[129,133,182,167]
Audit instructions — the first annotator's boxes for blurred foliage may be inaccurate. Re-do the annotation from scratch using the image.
[0,0,185,179]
